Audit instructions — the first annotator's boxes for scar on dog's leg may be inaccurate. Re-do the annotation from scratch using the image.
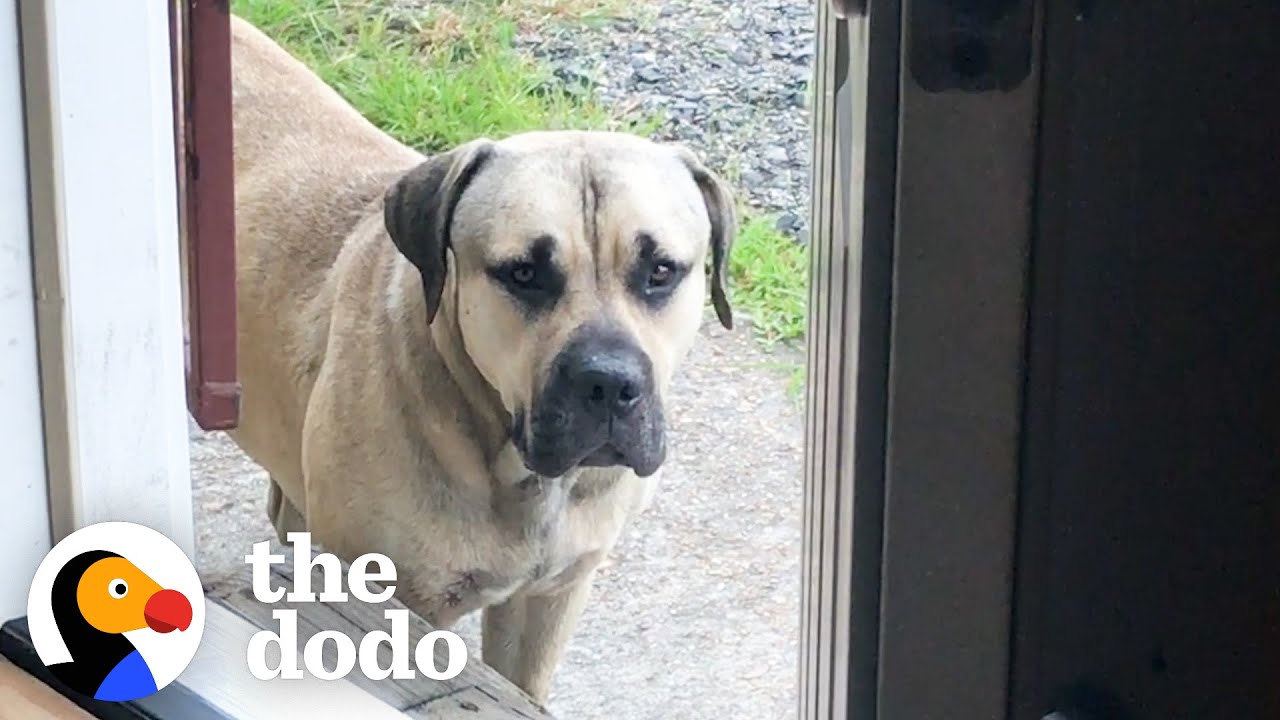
[482,594,527,683]
[509,573,597,703]
[267,476,306,542]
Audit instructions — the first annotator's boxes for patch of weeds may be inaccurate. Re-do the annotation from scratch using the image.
[232,0,647,152]
[727,215,809,346]
[786,363,806,401]
[486,0,631,28]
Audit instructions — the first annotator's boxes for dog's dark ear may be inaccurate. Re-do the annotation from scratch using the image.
[384,138,496,325]
[672,145,738,330]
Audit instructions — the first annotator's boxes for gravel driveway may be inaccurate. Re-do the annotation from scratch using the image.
[519,0,815,239]
[192,0,812,716]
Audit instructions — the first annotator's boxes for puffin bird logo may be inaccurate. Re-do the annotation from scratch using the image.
[26,521,206,703]
[47,550,194,701]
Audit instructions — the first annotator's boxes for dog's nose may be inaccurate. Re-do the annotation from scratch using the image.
[572,357,645,417]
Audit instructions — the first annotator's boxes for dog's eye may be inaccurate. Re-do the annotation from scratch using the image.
[491,257,564,311]
[630,257,687,304]
[648,262,675,288]
[509,263,537,287]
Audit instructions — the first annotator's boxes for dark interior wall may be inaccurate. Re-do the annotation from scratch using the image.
[1012,3,1280,718]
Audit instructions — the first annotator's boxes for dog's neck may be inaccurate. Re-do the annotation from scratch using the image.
[427,270,512,466]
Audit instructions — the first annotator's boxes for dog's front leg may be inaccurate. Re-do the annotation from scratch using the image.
[483,573,596,704]
[266,475,307,542]
[481,595,526,682]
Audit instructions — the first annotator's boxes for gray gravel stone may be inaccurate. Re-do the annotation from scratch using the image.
[775,212,803,233]
[634,65,665,83]
[515,0,816,238]
[763,145,791,164]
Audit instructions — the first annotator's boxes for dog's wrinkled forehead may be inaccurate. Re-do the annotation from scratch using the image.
[383,129,736,331]
[447,133,711,267]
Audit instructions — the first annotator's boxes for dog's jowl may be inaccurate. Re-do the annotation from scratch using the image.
[226,14,735,702]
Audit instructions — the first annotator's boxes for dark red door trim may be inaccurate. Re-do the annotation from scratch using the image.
[172,0,240,430]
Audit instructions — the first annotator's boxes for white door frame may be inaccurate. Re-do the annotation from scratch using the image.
[0,0,53,622]
[10,0,195,607]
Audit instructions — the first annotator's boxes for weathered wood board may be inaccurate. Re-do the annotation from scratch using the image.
[203,548,554,720]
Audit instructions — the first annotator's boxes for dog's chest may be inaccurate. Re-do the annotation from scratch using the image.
[404,512,604,625]
[401,454,652,626]
[402,466,654,627]
[490,472,613,593]
[419,492,612,621]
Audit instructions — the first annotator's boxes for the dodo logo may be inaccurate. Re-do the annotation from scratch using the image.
[26,522,205,702]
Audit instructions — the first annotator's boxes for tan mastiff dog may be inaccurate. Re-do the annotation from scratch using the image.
[227,16,735,702]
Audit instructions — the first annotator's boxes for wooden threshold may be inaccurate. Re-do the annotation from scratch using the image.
[1,552,554,719]
[0,657,94,720]
[204,553,552,719]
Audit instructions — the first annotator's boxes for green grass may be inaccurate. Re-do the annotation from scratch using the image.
[730,216,809,402]
[729,215,809,346]
[233,0,810,355]
[232,0,648,151]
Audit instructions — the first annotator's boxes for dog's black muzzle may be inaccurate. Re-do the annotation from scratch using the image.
[513,328,666,478]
